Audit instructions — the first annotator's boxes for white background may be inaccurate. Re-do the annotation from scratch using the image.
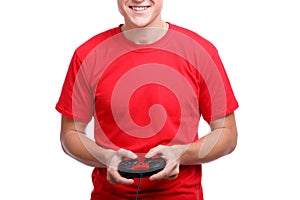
[1,0,299,199]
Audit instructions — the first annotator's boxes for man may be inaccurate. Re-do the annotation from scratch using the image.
[56,0,239,199]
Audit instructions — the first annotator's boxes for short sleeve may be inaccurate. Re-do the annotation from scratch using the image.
[55,51,94,123]
[198,48,239,123]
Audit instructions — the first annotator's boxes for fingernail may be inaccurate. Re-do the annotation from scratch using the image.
[145,152,153,158]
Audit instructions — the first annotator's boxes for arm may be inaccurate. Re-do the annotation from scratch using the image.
[147,112,238,180]
[60,115,107,168]
[60,115,137,184]
[180,112,238,164]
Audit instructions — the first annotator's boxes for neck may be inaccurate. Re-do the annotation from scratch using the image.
[121,21,169,44]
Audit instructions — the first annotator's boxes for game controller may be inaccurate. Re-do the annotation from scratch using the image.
[118,155,166,179]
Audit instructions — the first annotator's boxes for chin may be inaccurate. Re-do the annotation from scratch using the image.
[133,22,151,28]
[129,18,156,28]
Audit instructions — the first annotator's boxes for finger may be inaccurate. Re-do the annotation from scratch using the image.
[149,162,179,181]
[167,174,179,180]
[149,163,173,181]
[167,165,180,180]
[145,145,165,158]
[107,168,134,185]
[118,148,137,159]
[149,168,167,181]
[107,149,136,170]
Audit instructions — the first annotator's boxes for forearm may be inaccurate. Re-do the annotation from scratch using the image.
[179,113,238,165]
[60,129,111,168]
[179,129,236,165]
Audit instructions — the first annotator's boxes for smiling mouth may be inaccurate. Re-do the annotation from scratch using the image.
[129,6,150,11]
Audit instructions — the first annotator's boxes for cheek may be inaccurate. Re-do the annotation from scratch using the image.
[155,0,163,7]
[154,1,163,14]
[117,1,127,16]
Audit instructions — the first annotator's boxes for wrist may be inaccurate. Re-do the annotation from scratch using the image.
[170,144,190,165]
[177,143,202,165]
[102,148,116,167]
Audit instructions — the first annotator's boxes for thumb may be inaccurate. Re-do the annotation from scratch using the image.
[145,145,165,158]
[117,148,137,159]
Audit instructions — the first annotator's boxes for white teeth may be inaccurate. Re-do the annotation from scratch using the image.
[131,6,148,11]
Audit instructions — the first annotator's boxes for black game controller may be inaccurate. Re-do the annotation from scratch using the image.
[118,155,166,179]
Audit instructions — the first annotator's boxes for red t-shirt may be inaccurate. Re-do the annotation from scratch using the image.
[56,23,238,199]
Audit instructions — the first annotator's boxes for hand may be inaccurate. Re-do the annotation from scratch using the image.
[105,148,137,185]
[145,144,188,181]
